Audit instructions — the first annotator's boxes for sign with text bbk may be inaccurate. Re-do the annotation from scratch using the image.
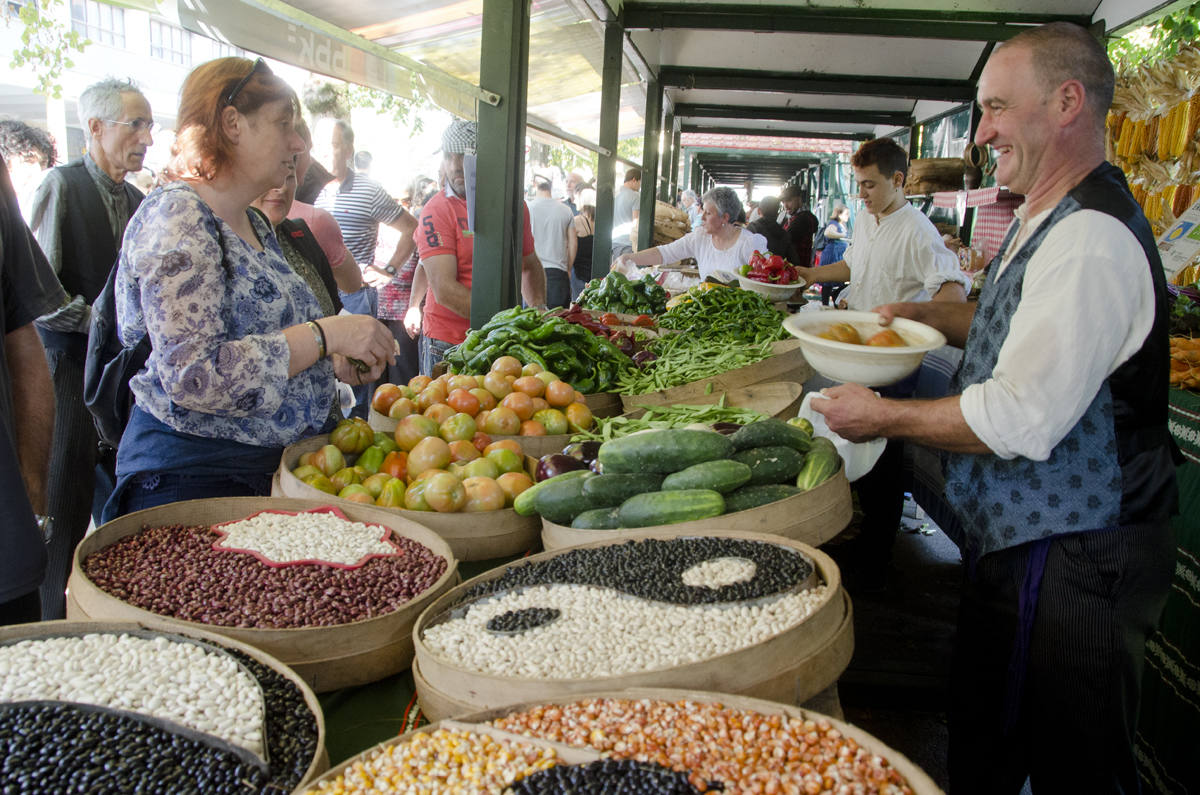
[179,0,414,98]
[1157,196,1200,279]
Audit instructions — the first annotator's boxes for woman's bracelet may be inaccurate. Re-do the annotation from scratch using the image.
[306,320,327,359]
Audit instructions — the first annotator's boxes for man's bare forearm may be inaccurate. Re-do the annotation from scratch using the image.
[879,301,976,348]
[521,254,547,306]
[6,324,54,513]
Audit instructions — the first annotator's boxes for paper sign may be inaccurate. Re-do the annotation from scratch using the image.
[1157,196,1200,279]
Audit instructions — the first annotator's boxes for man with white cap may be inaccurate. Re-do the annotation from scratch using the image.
[412,119,547,374]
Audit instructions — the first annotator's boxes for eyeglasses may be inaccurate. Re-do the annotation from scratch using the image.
[224,57,272,108]
[104,118,159,135]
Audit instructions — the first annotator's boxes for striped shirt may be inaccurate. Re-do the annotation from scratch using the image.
[314,170,407,266]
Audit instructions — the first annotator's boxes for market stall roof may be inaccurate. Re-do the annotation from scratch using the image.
[181,0,1177,180]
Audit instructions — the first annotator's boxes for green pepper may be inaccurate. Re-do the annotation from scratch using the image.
[486,326,520,344]
[554,323,587,341]
[575,374,596,394]
[528,319,561,342]
[510,344,547,370]
[467,345,499,372]
[540,341,576,361]
[460,329,485,353]
[355,445,386,475]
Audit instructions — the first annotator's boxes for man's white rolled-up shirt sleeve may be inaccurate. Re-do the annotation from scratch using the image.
[958,210,1155,461]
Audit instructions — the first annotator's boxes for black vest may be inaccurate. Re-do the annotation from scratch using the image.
[945,162,1176,558]
[56,158,143,305]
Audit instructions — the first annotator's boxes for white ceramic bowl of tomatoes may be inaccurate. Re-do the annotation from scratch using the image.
[782,310,947,386]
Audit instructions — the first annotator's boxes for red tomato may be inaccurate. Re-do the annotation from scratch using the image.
[380,451,408,481]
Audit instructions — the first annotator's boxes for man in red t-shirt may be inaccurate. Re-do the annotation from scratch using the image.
[412,120,546,374]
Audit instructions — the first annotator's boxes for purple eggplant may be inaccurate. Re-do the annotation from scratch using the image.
[589,457,604,474]
[711,422,743,435]
[561,440,602,464]
[536,454,589,481]
[632,350,657,368]
[611,333,635,355]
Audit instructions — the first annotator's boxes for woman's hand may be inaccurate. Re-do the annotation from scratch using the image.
[321,314,396,371]
[332,353,385,385]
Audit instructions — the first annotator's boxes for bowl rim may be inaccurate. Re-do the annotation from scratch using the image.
[783,310,947,354]
[736,274,802,295]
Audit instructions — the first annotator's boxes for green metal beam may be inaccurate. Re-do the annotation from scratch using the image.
[659,106,675,201]
[638,77,663,250]
[474,0,531,327]
[680,124,872,142]
[669,122,682,199]
[621,3,1090,41]
[969,42,995,83]
[592,20,624,278]
[676,103,912,127]
[661,66,976,102]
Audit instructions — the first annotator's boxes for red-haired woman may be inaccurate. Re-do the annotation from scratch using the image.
[103,58,394,520]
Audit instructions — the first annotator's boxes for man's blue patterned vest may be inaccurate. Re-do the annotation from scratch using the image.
[945,163,1176,561]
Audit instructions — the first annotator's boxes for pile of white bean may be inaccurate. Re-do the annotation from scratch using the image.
[213,510,398,565]
[0,633,265,756]
[680,557,757,588]
[422,583,828,679]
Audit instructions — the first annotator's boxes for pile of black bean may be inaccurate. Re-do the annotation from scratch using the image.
[508,759,715,794]
[486,607,562,634]
[223,646,318,789]
[0,640,317,794]
[459,537,813,607]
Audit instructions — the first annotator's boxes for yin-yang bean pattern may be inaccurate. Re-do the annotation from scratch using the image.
[457,537,814,610]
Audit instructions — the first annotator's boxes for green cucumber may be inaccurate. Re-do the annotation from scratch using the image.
[582,473,665,507]
[533,476,602,525]
[796,437,841,491]
[513,470,591,516]
[617,489,725,528]
[723,483,803,513]
[730,445,807,486]
[570,507,622,529]
[597,429,734,475]
[731,418,813,453]
[661,459,752,493]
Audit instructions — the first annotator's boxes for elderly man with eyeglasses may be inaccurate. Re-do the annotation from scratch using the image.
[27,77,154,620]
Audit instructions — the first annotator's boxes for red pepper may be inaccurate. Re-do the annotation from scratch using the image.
[599,312,621,326]
[632,314,655,327]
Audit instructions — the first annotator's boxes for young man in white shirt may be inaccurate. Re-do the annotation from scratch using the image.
[798,138,969,591]
[797,137,968,309]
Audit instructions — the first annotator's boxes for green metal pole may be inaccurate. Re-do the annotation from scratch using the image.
[669,122,681,198]
[658,106,674,201]
[592,20,623,278]
[637,77,662,251]
[475,0,531,327]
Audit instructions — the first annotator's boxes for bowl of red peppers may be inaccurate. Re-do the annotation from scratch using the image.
[737,250,803,300]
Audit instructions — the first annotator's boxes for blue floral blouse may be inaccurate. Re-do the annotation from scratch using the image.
[116,181,334,448]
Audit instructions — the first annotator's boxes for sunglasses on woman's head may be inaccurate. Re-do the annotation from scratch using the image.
[225,58,272,107]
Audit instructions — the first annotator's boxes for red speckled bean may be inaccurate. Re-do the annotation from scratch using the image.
[84,524,448,628]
